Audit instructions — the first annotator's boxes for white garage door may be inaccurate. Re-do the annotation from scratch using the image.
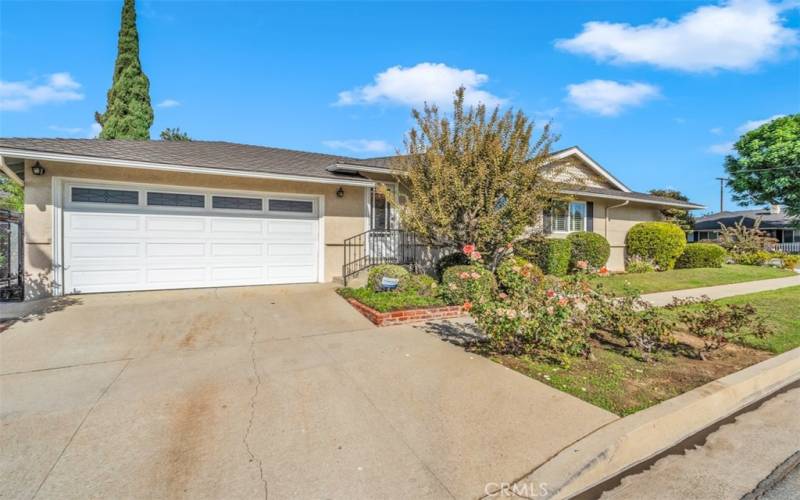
[61,181,321,294]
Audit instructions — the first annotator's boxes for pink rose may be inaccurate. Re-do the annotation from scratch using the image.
[470,272,480,279]
[463,301,473,312]
[459,272,469,279]
[470,251,482,261]
[576,260,588,270]
[498,292,508,299]
[462,244,476,255]
[546,289,556,298]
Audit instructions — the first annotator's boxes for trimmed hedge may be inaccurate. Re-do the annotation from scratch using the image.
[675,243,727,269]
[625,222,686,270]
[440,265,496,305]
[566,232,611,269]
[435,251,471,279]
[366,264,410,291]
[517,237,571,276]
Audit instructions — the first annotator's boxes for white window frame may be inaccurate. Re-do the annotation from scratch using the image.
[551,201,587,234]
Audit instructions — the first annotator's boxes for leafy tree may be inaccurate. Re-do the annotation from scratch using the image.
[389,87,561,267]
[0,175,23,213]
[159,127,191,141]
[95,0,153,139]
[725,114,800,220]
[649,188,695,230]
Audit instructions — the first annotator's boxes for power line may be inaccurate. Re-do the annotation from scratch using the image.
[725,164,799,174]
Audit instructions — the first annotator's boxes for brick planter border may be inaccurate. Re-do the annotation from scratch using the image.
[347,299,465,326]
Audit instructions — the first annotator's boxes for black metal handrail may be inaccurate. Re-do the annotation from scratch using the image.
[342,229,417,285]
[0,209,24,301]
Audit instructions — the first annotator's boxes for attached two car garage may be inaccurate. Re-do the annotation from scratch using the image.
[60,180,322,294]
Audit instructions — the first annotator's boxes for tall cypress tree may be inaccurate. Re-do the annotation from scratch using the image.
[95,0,153,139]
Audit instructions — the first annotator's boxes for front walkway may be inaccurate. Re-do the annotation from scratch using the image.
[641,274,800,307]
[0,284,615,499]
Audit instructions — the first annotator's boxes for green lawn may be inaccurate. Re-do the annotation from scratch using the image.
[713,286,800,353]
[597,265,794,295]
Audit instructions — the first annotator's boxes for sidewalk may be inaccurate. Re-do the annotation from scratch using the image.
[641,274,800,307]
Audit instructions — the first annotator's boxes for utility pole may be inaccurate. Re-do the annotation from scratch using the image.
[715,177,729,212]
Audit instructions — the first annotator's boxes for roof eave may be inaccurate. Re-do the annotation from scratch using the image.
[0,148,376,187]
[560,188,705,210]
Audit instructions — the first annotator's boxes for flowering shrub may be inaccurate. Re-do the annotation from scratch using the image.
[496,256,544,298]
[439,265,496,306]
[566,232,611,270]
[516,236,571,276]
[589,288,675,360]
[731,250,771,266]
[779,254,800,270]
[472,274,597,364]
[435,252,471,279]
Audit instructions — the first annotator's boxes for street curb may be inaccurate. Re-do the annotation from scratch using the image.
[742,450,800,500]
[511,347,800,500]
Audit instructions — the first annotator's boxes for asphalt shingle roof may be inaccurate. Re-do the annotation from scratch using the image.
[0,138,382,181]
[693,209,795,230]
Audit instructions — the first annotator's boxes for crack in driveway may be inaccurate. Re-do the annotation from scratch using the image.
[240,308,269,500]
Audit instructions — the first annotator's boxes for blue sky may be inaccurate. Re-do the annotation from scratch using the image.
[1,1,798,212]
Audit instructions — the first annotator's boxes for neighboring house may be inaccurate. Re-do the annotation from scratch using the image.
[0,139,702,299]
[688,206,799,253]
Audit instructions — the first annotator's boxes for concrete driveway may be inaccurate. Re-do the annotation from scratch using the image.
[1,285,616,499]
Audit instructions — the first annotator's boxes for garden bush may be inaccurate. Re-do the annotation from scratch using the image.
[566,232,610,269]
[675,243,727,269]
[667,297,771,359]
[404,273,438,296]
[731,251,771,266]
[626,255,657,273]
[496,256,544,298]
[366,264,410,291]
[625,222,686,270]
[440,265,496,306]
[434,251,471,279]
[780,254,800,270]
[516,237,571,276]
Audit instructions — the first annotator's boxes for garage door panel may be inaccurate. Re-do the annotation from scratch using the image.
[210,266,265,281]
[146,242,206,258]
[146,267,207,284]
[68,213,140,232]
[63,184,320,294]
[145,216,206,233]
[70,269,141,288]
[69,242,141,259]
[211,243,263,257]
[210,218,264,235]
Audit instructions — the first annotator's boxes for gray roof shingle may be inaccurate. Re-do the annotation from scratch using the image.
[693,209,795,230]
[0,138,382,181]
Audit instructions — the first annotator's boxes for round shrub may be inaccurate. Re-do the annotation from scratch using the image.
[366,264,410,291]
[675,243,726,269]
[517,237,571,276]
[440,265,496,306]
[731,251,771,266]
[496,256,544,297]
[566,232,611,269]
[625,222,686,270]
[435,251,471,279]
[403,273,438,296]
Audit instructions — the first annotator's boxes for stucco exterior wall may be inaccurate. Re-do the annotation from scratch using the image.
[22,160,369,298]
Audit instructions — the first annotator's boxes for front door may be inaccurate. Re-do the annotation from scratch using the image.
[368,188,399,262]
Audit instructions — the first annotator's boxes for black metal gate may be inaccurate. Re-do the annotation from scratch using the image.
[0,209,24,301]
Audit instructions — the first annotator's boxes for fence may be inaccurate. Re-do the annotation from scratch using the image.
[0,209,24,301]
[770,242,800,254]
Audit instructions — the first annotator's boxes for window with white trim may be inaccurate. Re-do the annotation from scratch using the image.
[211,195,262,211]
[551,201,587,233]
[268,199,314,213]
[71,187,138,205]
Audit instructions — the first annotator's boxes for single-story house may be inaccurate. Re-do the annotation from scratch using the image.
[0,139,703,299]
[688,206,799,252]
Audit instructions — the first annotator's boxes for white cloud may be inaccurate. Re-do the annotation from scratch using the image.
[322,139,393,154]
[710,127,724,135]
[0,72,84,111]
[157,99,180,108]
[48,122,102,138]
[335,62,506,108]
[736,113,786,133]
[707,141,735,154]
[565,80,660,116]
[556,0,798,72]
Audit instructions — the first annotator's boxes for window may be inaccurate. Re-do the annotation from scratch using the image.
[551,201,587,233]
[212,195,262,211]
[268,199,313,213]
[147,192,205,208]
[72,187,138,205]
